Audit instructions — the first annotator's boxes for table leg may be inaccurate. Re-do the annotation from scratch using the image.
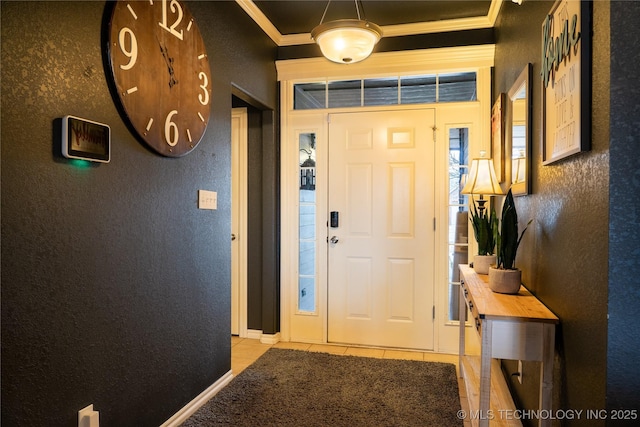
[539,323,555,427]
[479,319,492,427]
[459,281,466,378]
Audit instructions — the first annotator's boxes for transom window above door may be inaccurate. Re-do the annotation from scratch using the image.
[293,72,477,110]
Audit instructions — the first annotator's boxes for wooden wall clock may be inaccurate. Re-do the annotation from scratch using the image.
[106,0,211,157]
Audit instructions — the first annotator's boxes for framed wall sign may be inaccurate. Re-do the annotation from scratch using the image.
[541,0,592,165]
[61,115,110,163]
[491,93,505,181]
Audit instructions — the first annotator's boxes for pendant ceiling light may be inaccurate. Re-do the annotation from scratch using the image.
[311,0,382,64]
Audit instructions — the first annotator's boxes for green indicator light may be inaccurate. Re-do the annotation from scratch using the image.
[69,159,92,169]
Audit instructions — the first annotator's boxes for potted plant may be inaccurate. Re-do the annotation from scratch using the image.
[489,189,531,293]
[469,201,498,274]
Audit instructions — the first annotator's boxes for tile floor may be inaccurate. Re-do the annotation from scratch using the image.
[231,336,471,427]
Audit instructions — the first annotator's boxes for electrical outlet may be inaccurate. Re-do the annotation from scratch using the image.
[517,360,523,384]
[78,404,99,427]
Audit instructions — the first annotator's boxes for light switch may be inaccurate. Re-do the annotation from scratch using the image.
[198,190,217,210]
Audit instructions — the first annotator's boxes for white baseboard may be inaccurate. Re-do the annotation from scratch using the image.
[162,331,281,425]
[260,332,281,345]
[245,329,281,345]
[160,370,234,427]
[246,329,263,340]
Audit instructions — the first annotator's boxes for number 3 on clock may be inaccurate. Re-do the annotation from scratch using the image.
[107,0,212,157]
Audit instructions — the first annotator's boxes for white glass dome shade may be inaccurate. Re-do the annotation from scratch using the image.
[311,19,382,64]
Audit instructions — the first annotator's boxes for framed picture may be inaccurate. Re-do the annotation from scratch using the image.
[541,0,592,165]
[491,93,505,182]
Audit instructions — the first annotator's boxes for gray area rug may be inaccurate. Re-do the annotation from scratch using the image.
[182,348,463,426]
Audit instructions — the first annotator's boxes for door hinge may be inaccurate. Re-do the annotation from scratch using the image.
[433,218,436,230]
[433,305,436,320]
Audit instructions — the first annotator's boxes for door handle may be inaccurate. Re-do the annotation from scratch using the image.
[330,236,339,244]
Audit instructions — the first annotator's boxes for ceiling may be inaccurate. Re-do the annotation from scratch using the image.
[236,0,502,47]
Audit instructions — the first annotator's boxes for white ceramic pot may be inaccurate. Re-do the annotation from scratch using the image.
[488,267,522,294]
[473,255,496,275]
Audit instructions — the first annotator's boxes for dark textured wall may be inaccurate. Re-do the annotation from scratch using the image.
[607,0,640,418]
[494,1,610,424]
[1,1,277,425]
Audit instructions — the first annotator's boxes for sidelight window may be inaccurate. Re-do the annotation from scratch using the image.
[298,132,317,313]
[447,127,470,321]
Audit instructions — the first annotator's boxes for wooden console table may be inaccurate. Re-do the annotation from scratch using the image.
[458,264,559,427]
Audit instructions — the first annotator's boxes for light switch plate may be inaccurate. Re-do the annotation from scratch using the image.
[198,190,217,210]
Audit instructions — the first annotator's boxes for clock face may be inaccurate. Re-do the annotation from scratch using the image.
[107,0,211,157]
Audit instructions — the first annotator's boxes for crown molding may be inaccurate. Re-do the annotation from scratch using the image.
[238,0,504,47]
[276,44,496,82]
[379,16,494,39]
[487,0,504,26]
[235,0,285,45]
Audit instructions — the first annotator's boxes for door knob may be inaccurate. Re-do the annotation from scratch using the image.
[330,236,339,244]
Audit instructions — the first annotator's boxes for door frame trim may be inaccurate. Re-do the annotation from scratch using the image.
[279,46,494,349]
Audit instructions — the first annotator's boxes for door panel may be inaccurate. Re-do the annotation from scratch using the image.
[327,109,436,350]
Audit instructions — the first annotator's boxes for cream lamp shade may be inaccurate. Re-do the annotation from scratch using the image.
[461,152,504,196]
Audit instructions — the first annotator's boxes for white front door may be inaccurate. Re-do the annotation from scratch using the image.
[327,109,436,350]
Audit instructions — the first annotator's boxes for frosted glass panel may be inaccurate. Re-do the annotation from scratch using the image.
[448,126,470,321]
[298,132,317,313]
[299,204,316,240]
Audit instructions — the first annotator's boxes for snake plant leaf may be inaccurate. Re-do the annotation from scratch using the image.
[469,200,497,255]
[496,189,530,270]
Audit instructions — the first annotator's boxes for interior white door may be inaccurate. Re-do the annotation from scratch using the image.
[327,109,436,350]
[231,108,247,337]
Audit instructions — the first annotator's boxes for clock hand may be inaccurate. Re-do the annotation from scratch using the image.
[158,41,179,89]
